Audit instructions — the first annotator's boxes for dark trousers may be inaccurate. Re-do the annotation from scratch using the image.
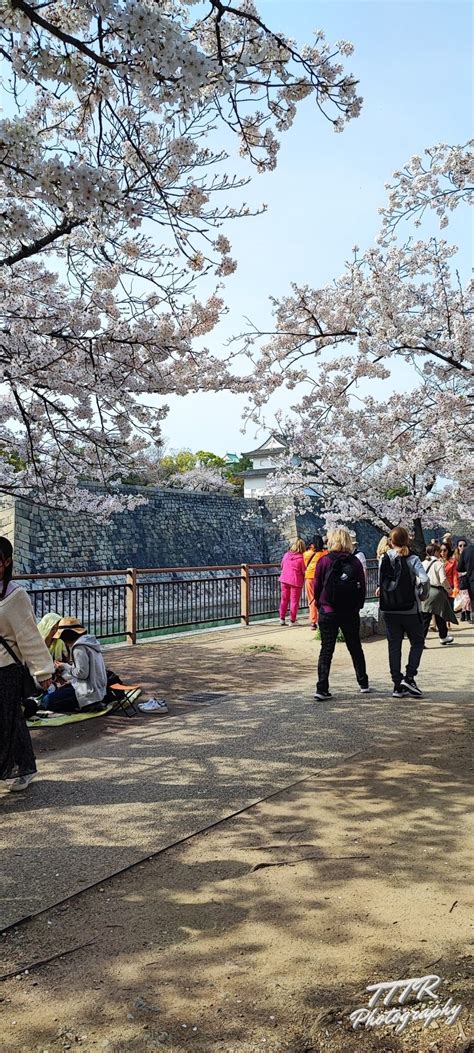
[422,611,447,640]
[45,685,79,713]
[317,611,368,694]
[384,613,424,686]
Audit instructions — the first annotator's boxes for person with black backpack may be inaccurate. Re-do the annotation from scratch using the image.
[313,526,369,700]
[378,526,430,698]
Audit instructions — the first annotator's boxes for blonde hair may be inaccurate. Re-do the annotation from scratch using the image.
[327,527,353,553]
[390,526,410,557]
[290,538,305,554]
[377,536,391,558]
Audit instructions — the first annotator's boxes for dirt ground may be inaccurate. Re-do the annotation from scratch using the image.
[1,624,472,1053]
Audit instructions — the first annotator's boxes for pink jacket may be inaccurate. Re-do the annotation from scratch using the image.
[279,551,305,588]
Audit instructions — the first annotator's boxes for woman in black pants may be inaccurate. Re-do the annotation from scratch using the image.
[0,538,54,791]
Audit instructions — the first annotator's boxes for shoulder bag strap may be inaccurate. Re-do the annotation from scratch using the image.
[0,635,22,666]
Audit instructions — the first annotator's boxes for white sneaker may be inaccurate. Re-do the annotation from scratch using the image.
[9,772,37,792]
[280,619,286,626]
[138,698,168,715]
[440,636,454,645]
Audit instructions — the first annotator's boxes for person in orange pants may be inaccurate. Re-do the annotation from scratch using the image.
[303,535,328,630]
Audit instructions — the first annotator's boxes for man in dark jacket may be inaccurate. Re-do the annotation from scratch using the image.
[458,542,474,622]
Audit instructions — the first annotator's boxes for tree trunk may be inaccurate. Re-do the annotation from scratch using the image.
[412,517,426,558]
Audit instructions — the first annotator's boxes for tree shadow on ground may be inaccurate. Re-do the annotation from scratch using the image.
[1,707,472,1053]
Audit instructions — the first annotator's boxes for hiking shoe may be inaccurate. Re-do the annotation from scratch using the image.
[138,699,168,715]
[280,619,286,626]
[9,772,37,792]
[314,690,332,701]
[359,686,372,694]
[440,636,454,645]
[400,677,422,698]
[392,686,409,698]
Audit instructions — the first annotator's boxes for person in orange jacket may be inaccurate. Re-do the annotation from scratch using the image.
[303,534,328,630]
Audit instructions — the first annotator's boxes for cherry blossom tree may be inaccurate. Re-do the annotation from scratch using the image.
[0,0,362,510]
[242,142,473,540]
[259,379,472,551]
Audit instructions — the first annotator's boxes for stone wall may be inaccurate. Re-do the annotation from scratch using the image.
[0,488,382,575]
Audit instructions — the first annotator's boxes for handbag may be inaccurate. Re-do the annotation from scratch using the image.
[0,635,39,700]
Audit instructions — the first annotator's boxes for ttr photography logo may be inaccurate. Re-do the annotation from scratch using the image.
[349,973,463,1034]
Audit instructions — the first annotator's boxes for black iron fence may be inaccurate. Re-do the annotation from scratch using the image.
[16,559,378,643]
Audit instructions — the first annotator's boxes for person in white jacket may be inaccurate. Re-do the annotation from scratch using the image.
[45,616,108,712]
[0,537,54,791]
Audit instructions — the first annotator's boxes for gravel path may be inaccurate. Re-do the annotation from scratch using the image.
[1,621,472,930]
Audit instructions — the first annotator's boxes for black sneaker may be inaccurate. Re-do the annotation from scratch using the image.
[400,676,423,698]
[392,685,408,698]
[314,690,332,701]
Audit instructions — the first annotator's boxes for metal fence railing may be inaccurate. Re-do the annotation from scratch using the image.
[15,558,378,644]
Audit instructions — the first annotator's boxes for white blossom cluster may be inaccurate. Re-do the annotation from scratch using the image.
[167,466,235,494]
[378,141,474,240]
[256,382,472,535]
[241,142,473,534]
[0,0,361,508]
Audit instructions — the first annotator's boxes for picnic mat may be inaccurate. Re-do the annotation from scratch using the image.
[26,688,142,727]
[27,703,115,728]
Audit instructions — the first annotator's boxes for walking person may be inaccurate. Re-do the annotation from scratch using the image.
[376,536,391,559]
[455,538,472,621]
[440,541,459,630]
[378,526,429,698]
[303,534,327,630]
[422,545,458,645]
[349,530,367,581]
[279,539,306,626]
[441,542,459,598]
[313,527,369,700]
[0,537,54,792]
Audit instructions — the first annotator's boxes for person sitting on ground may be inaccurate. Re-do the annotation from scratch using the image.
[37,612,68,661]
[42,616,108,713]
[422,545,458,646]
[313,526,369,701]
[455,538,472,621]
[303,534,328,630]
[378,526,430,699]
[349,530,367,581]
[279,539,306,626]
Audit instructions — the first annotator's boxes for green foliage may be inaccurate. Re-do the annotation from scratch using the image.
[241,644,282,654]
[385,485,410,499]
[314,627,345,642]
[0,448,26,472]
[225,455,252,495]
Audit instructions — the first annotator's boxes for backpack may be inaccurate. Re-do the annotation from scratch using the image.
[379,553,416,612]
[324,554,363,611]
[104,669,122,703]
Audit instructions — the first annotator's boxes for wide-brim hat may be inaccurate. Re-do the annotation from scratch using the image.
[53,616,86,639]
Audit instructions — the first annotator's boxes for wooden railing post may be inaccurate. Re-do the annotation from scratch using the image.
[126,567,137,644]
[240,563,250,626]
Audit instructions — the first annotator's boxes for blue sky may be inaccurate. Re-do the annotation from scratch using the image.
[162,0,472,456]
